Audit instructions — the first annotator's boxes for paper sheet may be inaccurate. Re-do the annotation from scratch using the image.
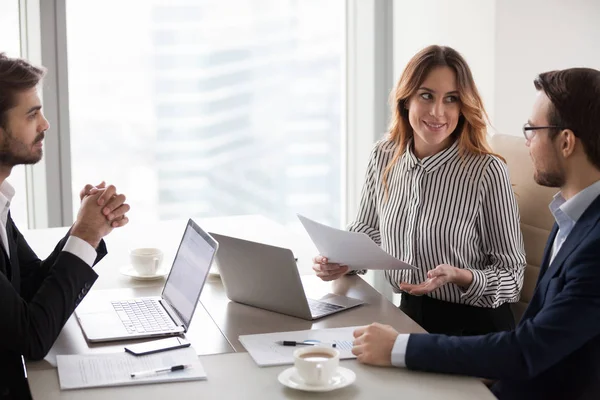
[297,214,416,270]
[57,347,206,390]
[239,326,359,367]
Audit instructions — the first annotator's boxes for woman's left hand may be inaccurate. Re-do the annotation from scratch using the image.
[399,264,473,295]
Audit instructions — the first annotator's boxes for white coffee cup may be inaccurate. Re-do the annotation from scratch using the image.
[293,346,340,386]
[129,248,163,276]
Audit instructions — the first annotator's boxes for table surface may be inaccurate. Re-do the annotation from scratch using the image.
[29,353,494,400]
[22,215,494,399]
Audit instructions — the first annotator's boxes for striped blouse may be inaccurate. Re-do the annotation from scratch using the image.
[348,138,526,308]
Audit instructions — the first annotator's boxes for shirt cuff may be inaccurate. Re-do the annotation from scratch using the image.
[459,268,487,303]
[63,236,97,267]
[390,334,410,367]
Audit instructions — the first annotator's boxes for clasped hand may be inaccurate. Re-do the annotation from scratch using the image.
[71,181,130,248]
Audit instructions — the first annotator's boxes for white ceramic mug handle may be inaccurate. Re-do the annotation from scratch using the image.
[153,257,159,271]
[316,363,323,383]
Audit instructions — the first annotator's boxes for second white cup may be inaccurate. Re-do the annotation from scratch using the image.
[293,346,340,386]
[129,248,163,276]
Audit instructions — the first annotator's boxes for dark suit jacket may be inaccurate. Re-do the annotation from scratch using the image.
[405,195,600,400]
[0,213,105,399]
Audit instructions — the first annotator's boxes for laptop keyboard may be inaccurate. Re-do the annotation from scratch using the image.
[112,299,178,334]
[307,298,344,315]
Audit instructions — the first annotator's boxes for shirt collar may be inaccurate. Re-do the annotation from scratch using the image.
[549,193,571,231]
[401,139,460,173]
[0,180,15,211]
[559,179,600,223]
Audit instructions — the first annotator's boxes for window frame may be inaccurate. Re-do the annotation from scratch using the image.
[20,0,73,228]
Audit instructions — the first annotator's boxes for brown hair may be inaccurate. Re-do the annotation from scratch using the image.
[534,68,600,170]
[383,45,500,191]
[0,53,46,129]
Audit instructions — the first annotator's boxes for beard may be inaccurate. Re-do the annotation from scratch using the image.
[0,129,44,166]
[534,169,565,187]
[532,148,565,188]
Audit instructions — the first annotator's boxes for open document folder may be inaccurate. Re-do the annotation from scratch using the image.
[297,214,416,271]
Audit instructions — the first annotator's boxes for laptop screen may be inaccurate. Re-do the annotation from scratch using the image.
[162,219,218,328]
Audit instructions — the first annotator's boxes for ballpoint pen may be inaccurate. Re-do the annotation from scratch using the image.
[275,340,336,348]
[130,364,192,378]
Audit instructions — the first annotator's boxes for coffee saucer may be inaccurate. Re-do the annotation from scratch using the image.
[277,366,356,392]
[119,265,169,281]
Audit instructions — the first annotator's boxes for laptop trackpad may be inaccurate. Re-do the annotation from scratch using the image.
[77,313,128,341]
[318,293,364,307]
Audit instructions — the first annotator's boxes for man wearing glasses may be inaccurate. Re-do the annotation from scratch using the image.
[352,68,600,399]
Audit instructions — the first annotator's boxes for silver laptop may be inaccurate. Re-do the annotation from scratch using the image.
[75,219,218,343]
[209,233,364,320]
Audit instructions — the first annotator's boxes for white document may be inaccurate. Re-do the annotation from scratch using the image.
[297,214,416,271]
[239,326,359,367]
[57,347,206,390]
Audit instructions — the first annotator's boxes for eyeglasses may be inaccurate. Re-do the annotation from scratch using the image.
[522,123,567,140]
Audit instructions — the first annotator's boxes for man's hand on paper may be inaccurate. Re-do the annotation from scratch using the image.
[399,264,473,295]
[351,323,398,366]
[312,255,349,281]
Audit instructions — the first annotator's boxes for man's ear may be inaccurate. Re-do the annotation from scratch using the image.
[559,129,577,157]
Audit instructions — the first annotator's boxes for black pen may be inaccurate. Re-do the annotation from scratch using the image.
[276,340,336,348]
[130,364,191,378]
[276,340,314,346]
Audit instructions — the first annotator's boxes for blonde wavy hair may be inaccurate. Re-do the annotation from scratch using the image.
[383,45,502,192]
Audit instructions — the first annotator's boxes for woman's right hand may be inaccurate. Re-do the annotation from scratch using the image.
[312,255,350,281]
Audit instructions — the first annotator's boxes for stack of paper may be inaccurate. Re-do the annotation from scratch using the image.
[57,346,206,390]
[239,326,359,367]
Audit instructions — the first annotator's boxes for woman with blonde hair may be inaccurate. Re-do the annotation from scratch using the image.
[313,45,525,335]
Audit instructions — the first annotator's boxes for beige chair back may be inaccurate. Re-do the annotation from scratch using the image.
[489,134,556,321]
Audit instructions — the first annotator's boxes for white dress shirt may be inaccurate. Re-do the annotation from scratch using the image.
[0,180,96,267]
[0,180,15,257]
[390,179,600,368]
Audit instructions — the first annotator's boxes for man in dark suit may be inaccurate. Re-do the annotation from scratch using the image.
[0,53,131,398]
[352,67,600,399]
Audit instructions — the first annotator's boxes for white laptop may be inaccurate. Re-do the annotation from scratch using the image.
[75,219,218,343]
[209,233,364,320]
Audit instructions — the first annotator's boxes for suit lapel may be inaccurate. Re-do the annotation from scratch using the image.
[537,223,558,282]
[0,235,9,280]
[521,224,558,320]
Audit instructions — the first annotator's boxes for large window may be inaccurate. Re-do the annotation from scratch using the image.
[66,0,345,228]
[0,1,29,228]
